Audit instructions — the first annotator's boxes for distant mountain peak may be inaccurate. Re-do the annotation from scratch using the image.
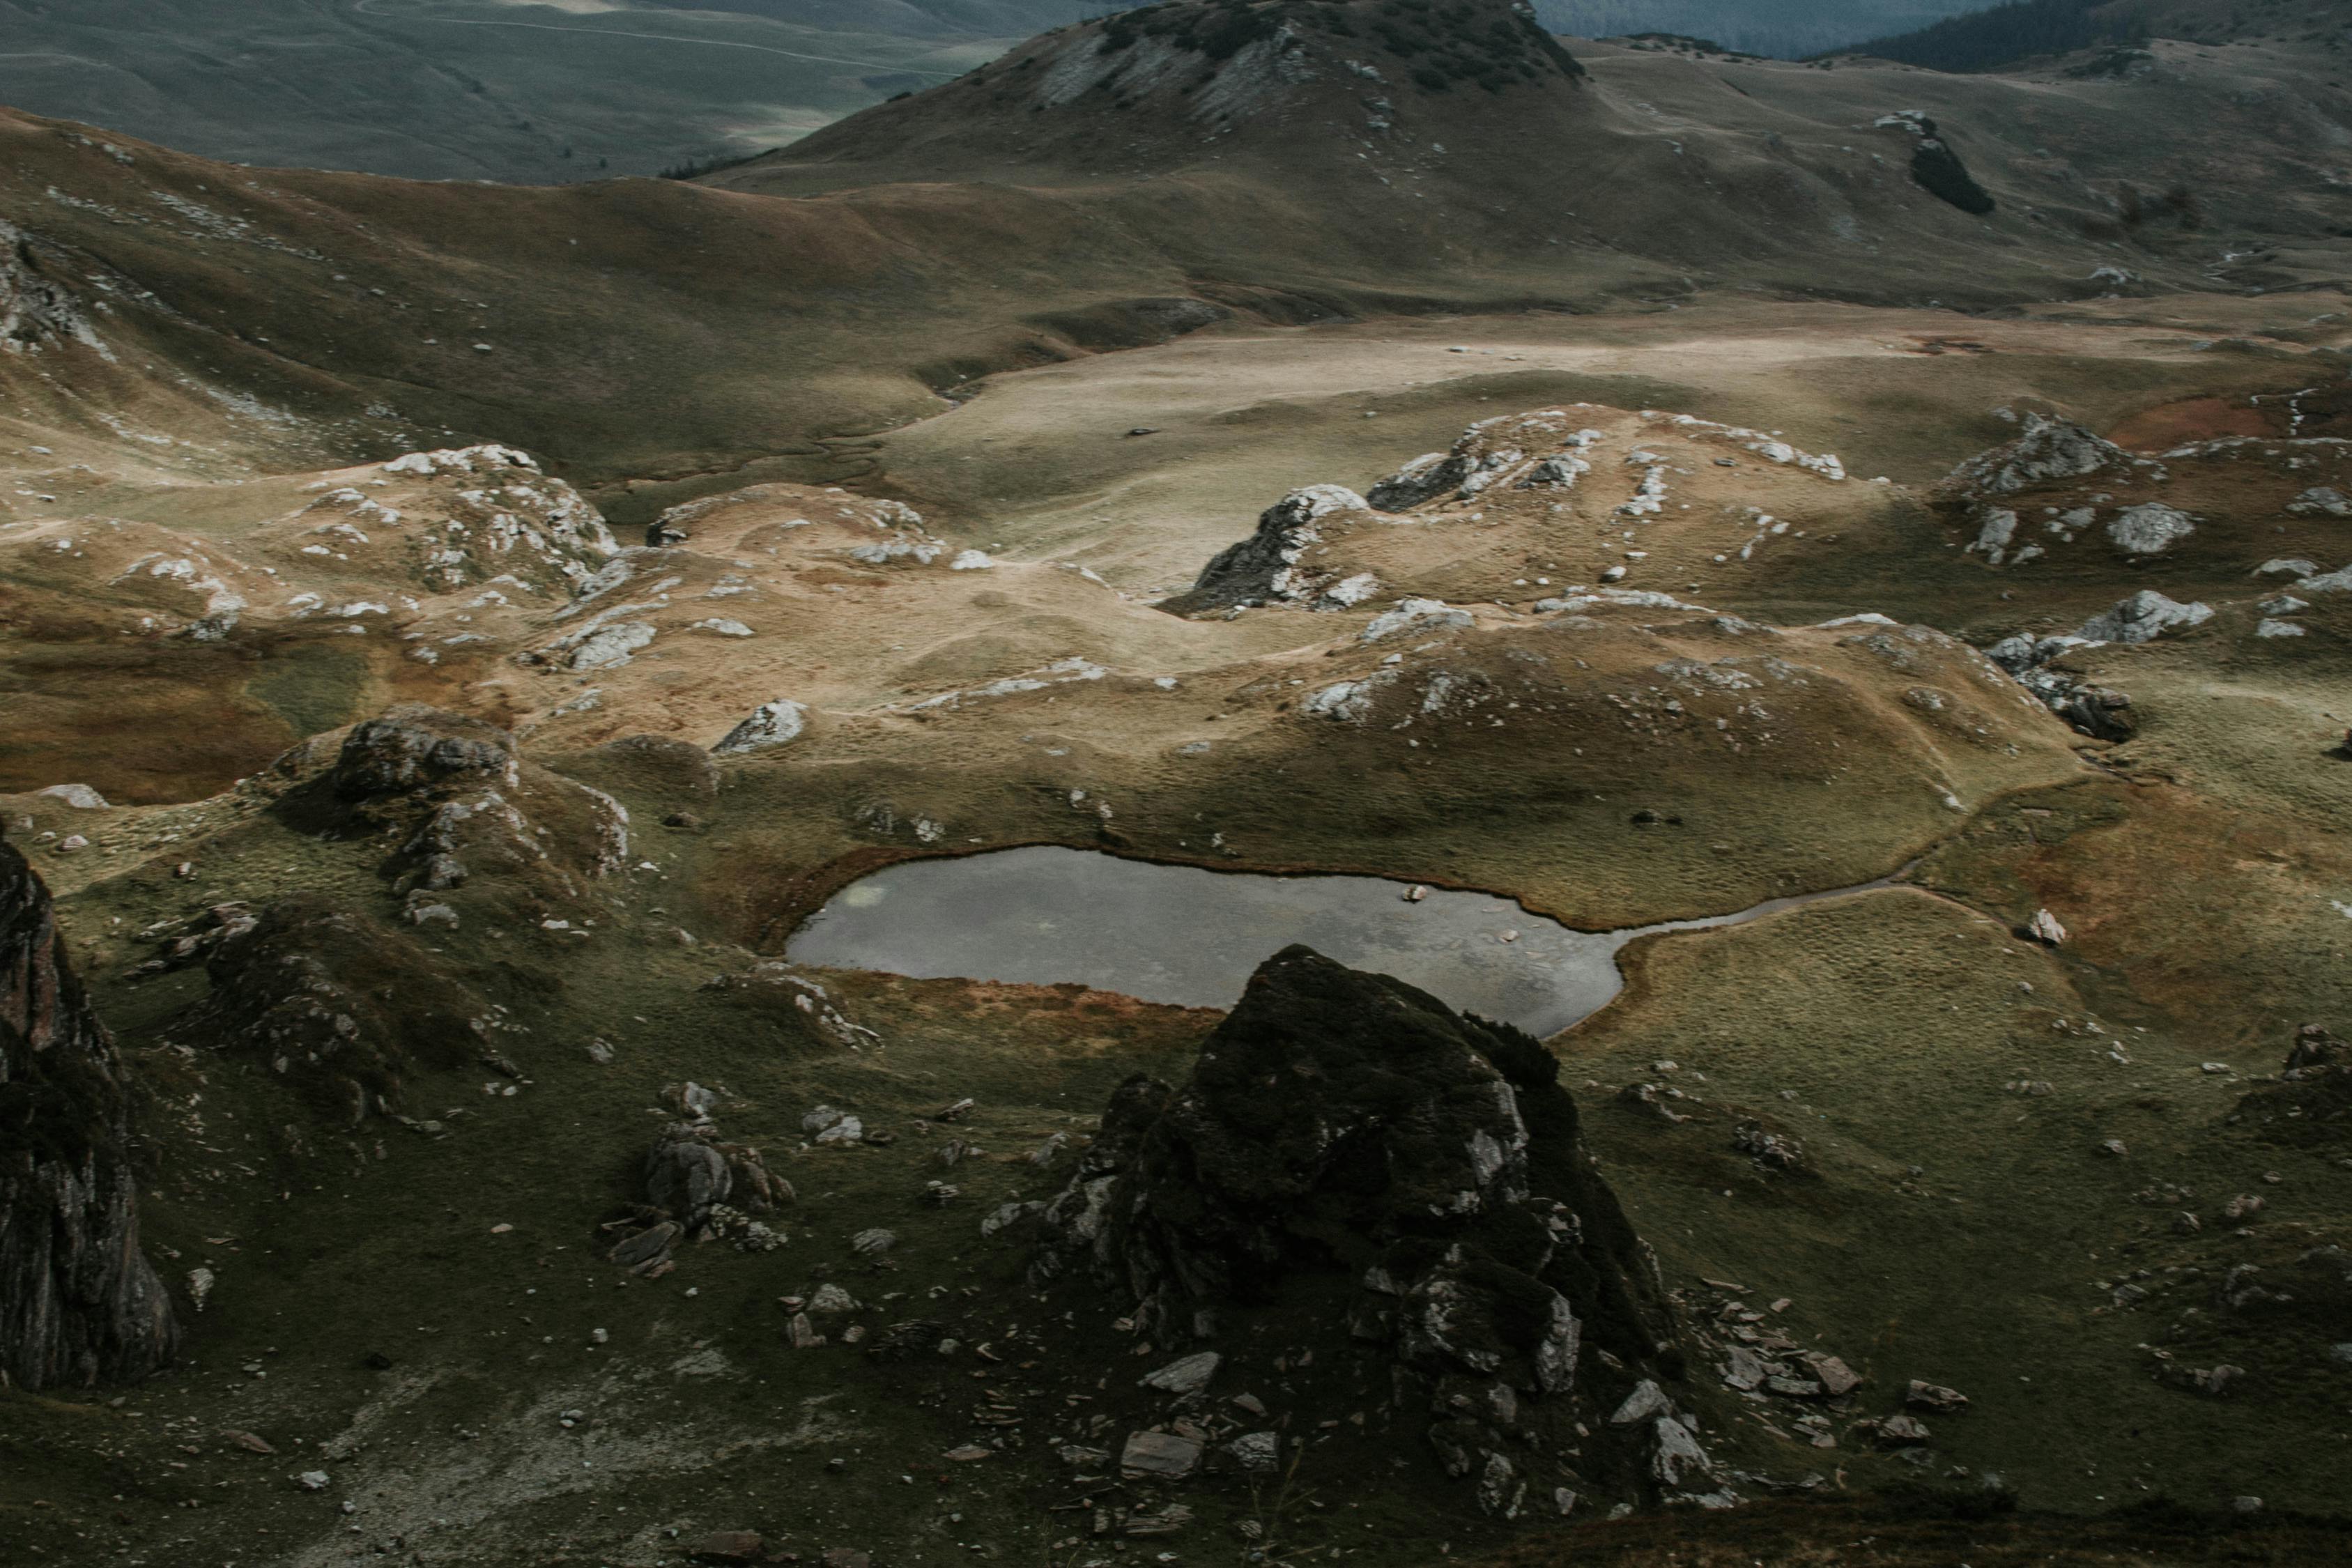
[964,0,1582,127]
[762,0,1586,174]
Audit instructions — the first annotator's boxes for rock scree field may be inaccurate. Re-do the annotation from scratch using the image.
[3,1,2352,1565]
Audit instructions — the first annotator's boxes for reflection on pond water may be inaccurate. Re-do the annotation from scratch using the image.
[786,847,1895,1036]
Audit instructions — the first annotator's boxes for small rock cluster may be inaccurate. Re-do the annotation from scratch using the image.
[611,1099,792,1275]
[1678,1282,1966,1464]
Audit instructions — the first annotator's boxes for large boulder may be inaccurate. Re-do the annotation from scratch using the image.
[2078,590,2213,645]
[0,840,178,1389]
[1034,946,1687,1507]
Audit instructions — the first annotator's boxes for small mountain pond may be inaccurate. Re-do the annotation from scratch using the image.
[785,846,1898,1036]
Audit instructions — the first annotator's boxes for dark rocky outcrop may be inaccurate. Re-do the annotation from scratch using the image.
[183,898,489,1125]
[330,705,519,799]
[1368,447,1476,513]
[1034,946,1691,1512]
[607,1121,789,1274]
[283,705,631,928]
[1909,128,1994,215]
[0,840,177,1390]
[2236,1023,2352,1145]
[2051,682,2137,743]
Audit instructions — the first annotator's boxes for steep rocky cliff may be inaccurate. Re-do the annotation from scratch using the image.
[0,840,176,1390]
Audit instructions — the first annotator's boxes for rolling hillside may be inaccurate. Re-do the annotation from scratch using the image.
[0,0,1082,180]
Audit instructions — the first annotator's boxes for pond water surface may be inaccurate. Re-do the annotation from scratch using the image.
[785,847,1896,1036]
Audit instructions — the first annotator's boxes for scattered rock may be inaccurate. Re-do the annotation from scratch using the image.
[1167,484,1370,613]
[2027,909,2068,946]
[1227,1431,1279,1473]
[1650,1414,1714,1489]
[2052,683,2136,742]
[606,1222,682,1279]
[807,1284,858,1315]
[1905,1381,1969,1412]
[1875,1414,1932,1447]
[1609,1380,1674,1426]
[1939,415,2139,497]
[646,1128,732,1232]
[1122,1505,1193,1537]
[1804,1355,1862,1397]
[1119,1430,1204,1480]
[1732,1122,1806,1171]
[1139,1351,1221,1396]
[2236,1022,2352,1144]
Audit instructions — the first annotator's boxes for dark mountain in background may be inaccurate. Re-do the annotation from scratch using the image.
[632,0,1124,28]
[1539,0,1988,57]
[1842,0,2352,70]
[4,0,2313,189]
[0,0,2342,509]
[1840,0,2133,68]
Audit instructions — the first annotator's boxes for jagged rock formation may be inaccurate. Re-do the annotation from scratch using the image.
[1162,485,1375,614]
[0,840,176,1390]
[1035,945,1693,1512]
[1984,590,2214,740]
[1,219,105,357]
[713,700,809,755]
[1942,415,2139,499]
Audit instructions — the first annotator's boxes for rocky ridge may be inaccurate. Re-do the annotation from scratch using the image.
[0,837,176,1390]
